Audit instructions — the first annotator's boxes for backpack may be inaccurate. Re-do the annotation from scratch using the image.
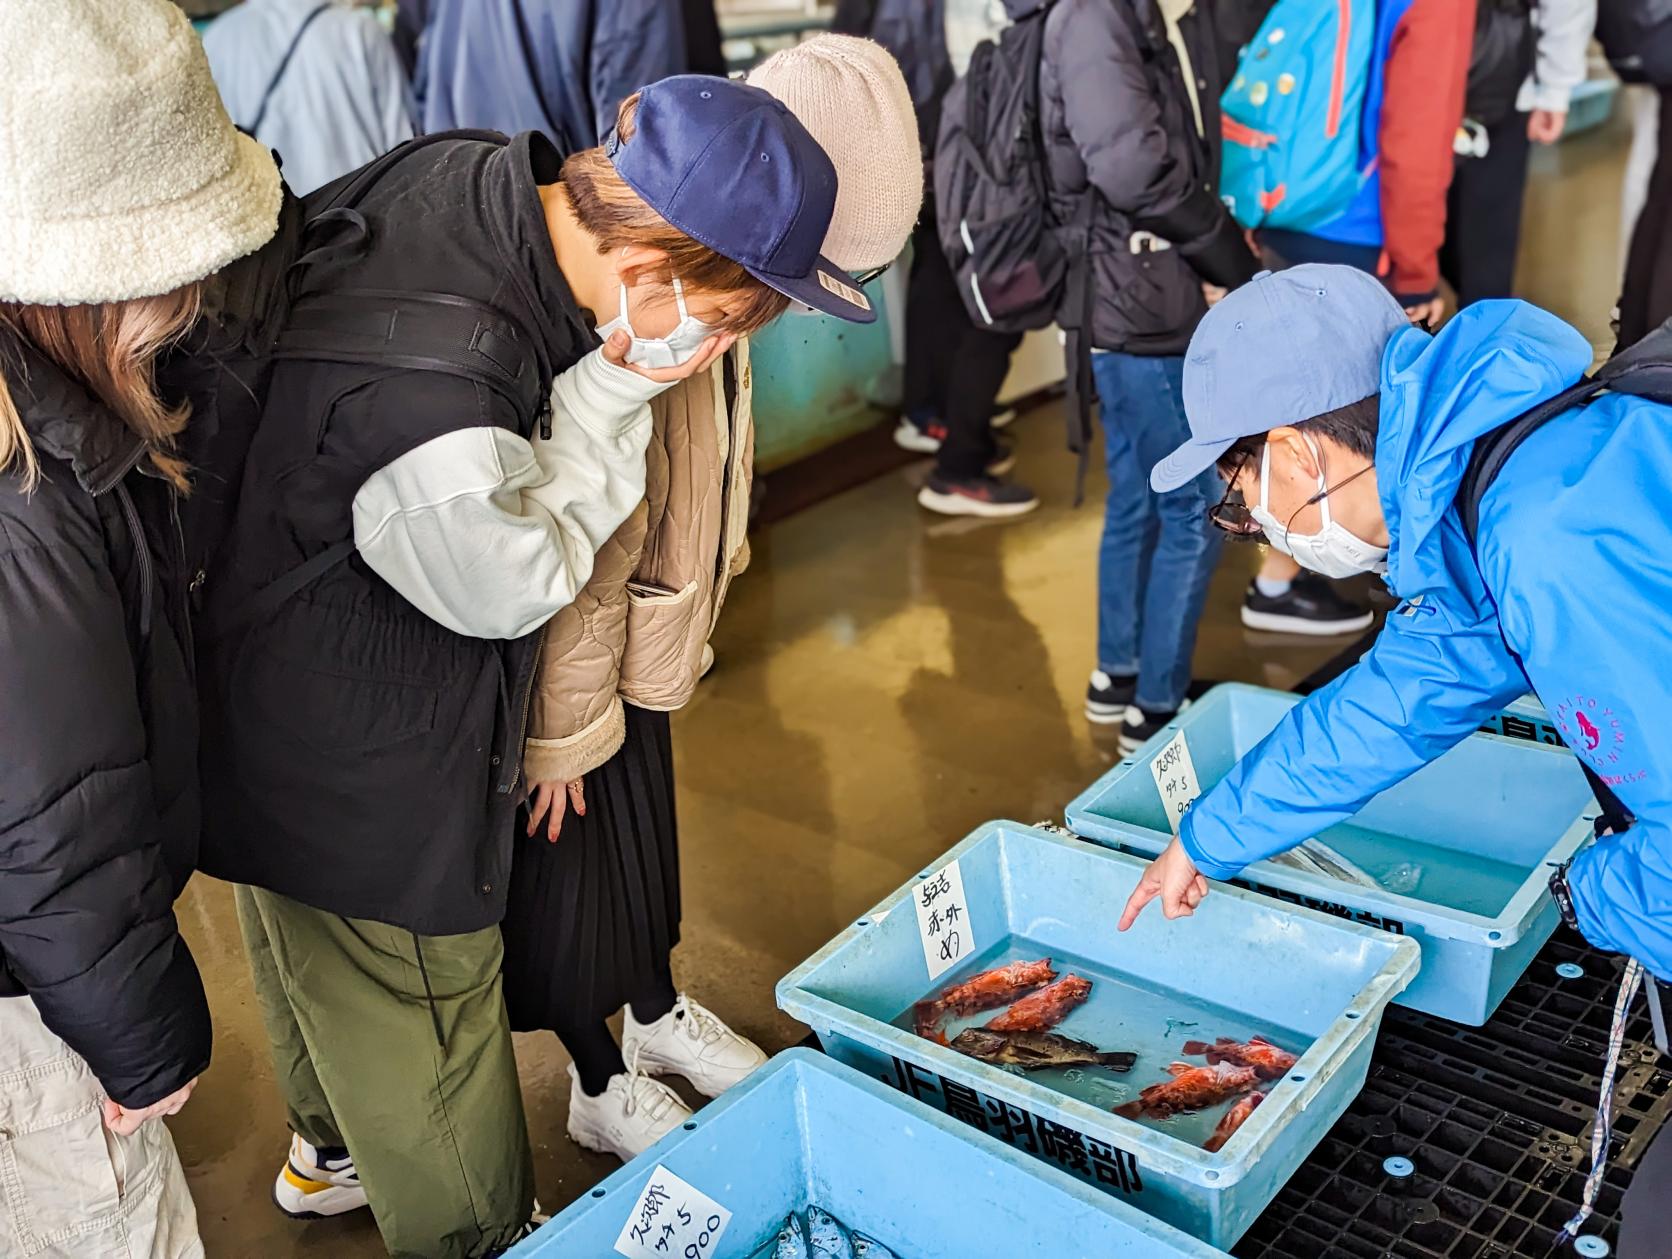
[933,1,1068,335]
[1597,0,1672,85]
[1219,0,1377,232]
[202,131,552,639]
[1465,0,1536,130]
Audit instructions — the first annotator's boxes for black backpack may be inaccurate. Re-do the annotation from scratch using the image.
[933,1,1069,335]
[201,131,552,639]
[1597,0,1672,84]
[1465,0,1537,130]
[1458,317,1672,543]
[933,0,1100,496]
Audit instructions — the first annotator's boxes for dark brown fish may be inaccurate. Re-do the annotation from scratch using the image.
[1203,1091,1265,1153]
[914,958,1058,1042]
[985,974,1093,1032]
[949,1028,1137,1072]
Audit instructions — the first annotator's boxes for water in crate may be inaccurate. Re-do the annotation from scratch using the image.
[1305,821,1527,916]
[755,1205,899,1258]
[897,941,1312,1151]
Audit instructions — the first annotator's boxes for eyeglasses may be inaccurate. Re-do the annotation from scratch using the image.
[1207,450,1373,540]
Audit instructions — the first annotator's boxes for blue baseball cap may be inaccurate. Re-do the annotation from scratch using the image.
[606,76,876,324]
[1150,265,1409,493]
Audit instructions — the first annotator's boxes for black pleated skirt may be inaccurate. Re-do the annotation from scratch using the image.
[501,705,681,1031]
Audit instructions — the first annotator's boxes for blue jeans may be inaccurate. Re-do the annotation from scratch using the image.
[1093,351,1224,713]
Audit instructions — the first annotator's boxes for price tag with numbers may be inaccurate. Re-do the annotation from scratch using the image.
[613,1166,731,1259]
[1149,729,1201,834]
[914,858,974,982]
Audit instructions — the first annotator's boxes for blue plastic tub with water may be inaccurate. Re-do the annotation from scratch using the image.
[1480,693,1565,748]
[776,822,1419,1248]
[1066,683,1596,1026]
[509,1050,1226,1259]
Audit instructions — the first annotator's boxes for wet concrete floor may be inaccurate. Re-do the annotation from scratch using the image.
[172,111,1632,1256]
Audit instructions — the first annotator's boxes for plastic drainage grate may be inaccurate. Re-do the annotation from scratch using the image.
[1235,930,1672,1259]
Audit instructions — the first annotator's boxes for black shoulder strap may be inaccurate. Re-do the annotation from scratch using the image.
[1459,315,1672,542]
[201,540,355,641]
[248,2,334,136]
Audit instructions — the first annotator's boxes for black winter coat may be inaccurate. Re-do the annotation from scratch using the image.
[0,332,210,1108]
[1039,0,1260,354]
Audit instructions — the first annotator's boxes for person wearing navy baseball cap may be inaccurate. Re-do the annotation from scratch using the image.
[1120,265,1672,1110]
[178,72,886,1255]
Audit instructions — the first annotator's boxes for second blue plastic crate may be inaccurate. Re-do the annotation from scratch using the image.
[1066,683,1596,1025]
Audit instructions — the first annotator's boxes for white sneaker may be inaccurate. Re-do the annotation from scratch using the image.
[565,1061,692,1163]
[273,1134,368,1218]
[624,995,769,1099]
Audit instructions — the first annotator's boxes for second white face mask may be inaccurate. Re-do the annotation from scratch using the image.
[1249,438,1388,579]
[595,270,714,370]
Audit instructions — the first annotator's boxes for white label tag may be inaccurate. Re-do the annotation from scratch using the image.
[914,858,974,982]
[1150,729,1201,834]
[613,1166,732,1259]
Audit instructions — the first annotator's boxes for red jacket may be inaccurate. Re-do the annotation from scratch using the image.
[1379,0,1477,300]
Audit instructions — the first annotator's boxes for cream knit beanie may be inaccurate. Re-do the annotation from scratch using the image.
[0,0,282,306]
[751,35,924,272]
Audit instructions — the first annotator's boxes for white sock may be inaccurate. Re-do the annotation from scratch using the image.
[1255,576,1292,599]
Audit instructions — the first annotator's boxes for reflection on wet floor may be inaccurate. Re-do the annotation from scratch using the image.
[174,114,1631,1256]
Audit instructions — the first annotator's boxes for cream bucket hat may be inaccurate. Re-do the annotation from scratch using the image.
[0,0,282,305]
[751,35,924,273]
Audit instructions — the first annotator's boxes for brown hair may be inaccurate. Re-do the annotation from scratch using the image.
[0,283,203,493]
[561,94,792,335]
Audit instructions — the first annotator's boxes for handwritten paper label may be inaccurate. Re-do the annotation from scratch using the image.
[914,859,975,982]
[1149,730,1201,834]
[614,1166,731,1259]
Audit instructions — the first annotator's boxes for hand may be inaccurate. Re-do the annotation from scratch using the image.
[1528,108,1567,145]
[1403,298,1446,330]
[600,329,737,385]
[102,1078,196,1136]
[526,779,585,843]
[1118,837,1209,931]
[1202,283,1229,307]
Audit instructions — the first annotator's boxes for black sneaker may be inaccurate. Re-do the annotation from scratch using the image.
[1121,706,1178,755]
[1240,575,1374,636]
[1085,670,1136,724]
[917,473,1040,519]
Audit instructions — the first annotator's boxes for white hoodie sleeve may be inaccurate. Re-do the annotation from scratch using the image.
[351,348,663,639]
[1517,0,1597,116]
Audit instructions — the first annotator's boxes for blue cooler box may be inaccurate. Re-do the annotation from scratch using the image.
[1067,683,1596,1025]
[776,822,1418,1248]
[510,1050,1227,1259]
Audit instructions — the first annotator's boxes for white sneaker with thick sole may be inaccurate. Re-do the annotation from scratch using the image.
[566,1061,692,1163]
[273,1134,368,1219]
[624,995,769,1099]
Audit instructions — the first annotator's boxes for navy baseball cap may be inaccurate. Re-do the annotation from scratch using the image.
[606,76,876,324]
[1150,265,1409,493]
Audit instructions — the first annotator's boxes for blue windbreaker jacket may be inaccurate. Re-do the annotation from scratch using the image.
[415,0,685,154]
[1180,300,1672,980]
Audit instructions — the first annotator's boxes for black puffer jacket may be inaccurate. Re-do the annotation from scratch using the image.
[1039,0,1259,354]
[0,331,210,1108]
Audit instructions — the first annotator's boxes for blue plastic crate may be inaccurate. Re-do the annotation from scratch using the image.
[510,1050,1226,1259]
[1066,683,1596,1026]
[1479,693,1566,749]
[776,823,1418,1248]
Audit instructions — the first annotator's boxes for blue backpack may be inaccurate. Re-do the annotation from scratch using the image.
[1219,0,1377,232]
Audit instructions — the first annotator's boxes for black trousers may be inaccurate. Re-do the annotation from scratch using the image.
[903,212,1022,479]
[1620,86,1672,350]
[1440,113,1534,307]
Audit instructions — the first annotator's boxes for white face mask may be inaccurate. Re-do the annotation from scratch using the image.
[595,264,715,369]
[1250,436,1389,579]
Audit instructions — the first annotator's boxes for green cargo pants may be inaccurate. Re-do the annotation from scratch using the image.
[236,885,534,1259]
